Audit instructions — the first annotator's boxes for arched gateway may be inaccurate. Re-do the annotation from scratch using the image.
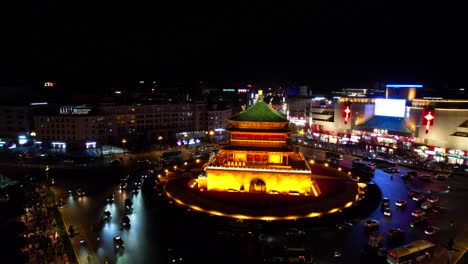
[249,179,266,193]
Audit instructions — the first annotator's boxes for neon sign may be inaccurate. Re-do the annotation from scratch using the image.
[342,104,351,124]
[422,110,435,134]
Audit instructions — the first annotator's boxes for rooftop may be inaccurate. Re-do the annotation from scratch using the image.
[229,98,287,123]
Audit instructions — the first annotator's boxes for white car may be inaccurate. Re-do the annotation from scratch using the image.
[365,219,380,228]
[395,200,407,207]
[412,194,425,202]
[427,195,439,203]
[412,209,426,218]
[421,201,433,210]
[383,208,392,217]
[424,226,440,236]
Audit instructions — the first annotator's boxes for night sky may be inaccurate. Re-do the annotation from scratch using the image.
[0,2,456,89]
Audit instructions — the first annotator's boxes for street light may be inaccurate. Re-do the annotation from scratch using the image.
[209,130,214,144]
[121,138,127,156]
[157,136,163,150]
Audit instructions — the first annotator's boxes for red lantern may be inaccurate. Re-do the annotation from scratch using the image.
[342,104,351,124]
[422,109,435,134]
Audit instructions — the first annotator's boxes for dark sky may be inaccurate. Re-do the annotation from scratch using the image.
[0,2,456,89]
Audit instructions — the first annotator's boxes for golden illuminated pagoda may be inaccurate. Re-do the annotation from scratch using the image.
[198,91,321,196]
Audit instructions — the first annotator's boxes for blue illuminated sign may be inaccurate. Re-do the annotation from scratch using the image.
[385,84,423,88]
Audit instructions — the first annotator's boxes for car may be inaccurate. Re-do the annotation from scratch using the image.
[132,186,139,194]
[386,228,404,240]
[381,198,390,207]
[408,190,422,198]
[364,219,380,228]
[400,174,415,181]
[383,167,399,173]
[434,174,448,181]
[124,199,133,213]
[336,221,353,231]
[167,248,184,264]
[410,217,430,228]
[111,159,121,165]
[424,226,440,235]
[106,194,114,203]
[421,201,433,210]
[426,195,439,203]
[285,228,306,237]
[395,200,407,207]
[412,209,426,218]
[419,175,432,181]
[113,236,125,249]
[412,194,425,202]
[122,215,131,228]
[104,210,112,221]
[76,188,85,197]
[383,208,392,217]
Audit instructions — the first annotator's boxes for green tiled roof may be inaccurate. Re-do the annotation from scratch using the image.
[229,99,287,122]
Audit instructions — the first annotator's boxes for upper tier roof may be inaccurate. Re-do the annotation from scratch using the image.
[229,98,288,123]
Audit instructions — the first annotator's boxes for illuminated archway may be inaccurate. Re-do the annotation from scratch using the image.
[249,179,266,193]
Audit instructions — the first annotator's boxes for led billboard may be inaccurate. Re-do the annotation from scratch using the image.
[374,99,406,117]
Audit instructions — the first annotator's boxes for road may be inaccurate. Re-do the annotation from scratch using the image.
[6,145,467,264]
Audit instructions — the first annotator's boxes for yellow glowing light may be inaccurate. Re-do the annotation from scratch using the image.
[196,159,200,163]
[306,212,322,217]
[324,163,329,167]
[338,167,342,171]
[347,171,352,175]
[260,216,277,221]
[328,208,340,214]
[184,162,188,166]
[309,159,315,164]
[344,201,353,208]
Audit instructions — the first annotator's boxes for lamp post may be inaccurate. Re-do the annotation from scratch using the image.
[209,130,214,144]
[157,136,163,150]
[121,138,127,157]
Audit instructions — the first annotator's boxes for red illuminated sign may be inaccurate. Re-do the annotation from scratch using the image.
[342,104,351,124]
[422,110,435,134]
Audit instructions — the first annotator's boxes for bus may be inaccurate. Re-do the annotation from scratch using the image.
[372,158,396,169]
[160,150,183,163]
[387,240,435,264]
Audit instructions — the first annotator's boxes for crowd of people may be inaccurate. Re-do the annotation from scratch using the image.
[19,183,67,264]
